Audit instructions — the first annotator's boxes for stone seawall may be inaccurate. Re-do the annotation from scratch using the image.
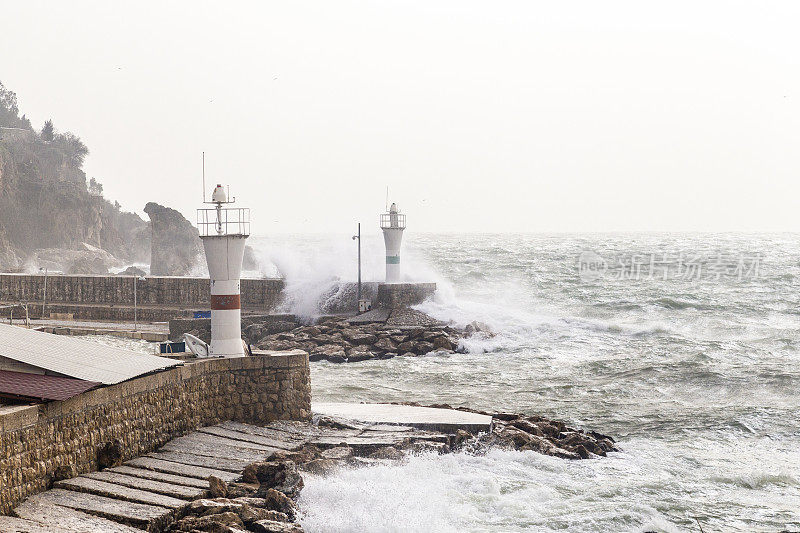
[0,352,310,514]
[377,283,438,309]
[0,275,438,322]
[0,274,285,312]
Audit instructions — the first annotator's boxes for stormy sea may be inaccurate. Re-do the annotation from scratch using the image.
[119,233,800,532]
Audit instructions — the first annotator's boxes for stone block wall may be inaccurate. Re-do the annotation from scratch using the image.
[0,274,285,318]
[377,282,437,308]
[0,352,310,514]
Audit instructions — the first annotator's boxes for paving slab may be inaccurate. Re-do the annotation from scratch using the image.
[0,516,74,532]
[125,456,240,482]
[311,434,410,451]
[264,420,325,438]
[54,476,187,509]
[25,489,175,531]
[108,465,210,489]
[158,438,276,464]
[14,495,142,533]
[198,425,303,450]
[364,428,451,443]
[83,470,206,500]
[164,431,278,453]
[312,402,493,434]
[147,450,252,473]
[219,420,311,444]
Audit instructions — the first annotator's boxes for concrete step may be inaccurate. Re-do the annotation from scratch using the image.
[53,477,187,509]
[82,470,206,500]
[125,456,240,483]
[24,489,175,532]
[13,495,142,533]
[0,516,74,532]
[164,431,278,454]
[147,450,251,474]
[108,465,211,489]
[218,420,312,444]
[198,425,304,450]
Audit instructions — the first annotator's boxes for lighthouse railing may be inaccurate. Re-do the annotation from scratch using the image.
[380,213,406,229]
[197,207,250,236]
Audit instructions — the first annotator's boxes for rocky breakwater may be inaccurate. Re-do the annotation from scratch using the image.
[433,405,619,460]
[251,309,479,363]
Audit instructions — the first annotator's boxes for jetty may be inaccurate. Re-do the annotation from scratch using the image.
[313,402,492,434]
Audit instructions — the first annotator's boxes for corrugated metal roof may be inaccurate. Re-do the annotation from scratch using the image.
[0,323,180,385]
[0,370,100,401]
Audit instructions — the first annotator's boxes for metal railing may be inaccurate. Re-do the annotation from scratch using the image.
[197,207,251,236]
[380,213,406,229]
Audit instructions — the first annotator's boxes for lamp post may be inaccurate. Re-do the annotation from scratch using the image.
[39,267,48,318]
[134,276,145,331]
[352,222,361,311]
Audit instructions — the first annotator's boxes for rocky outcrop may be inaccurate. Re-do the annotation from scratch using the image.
[144,202,203,276]
[450,406,618,459]
[0,81,149,272]
[170,455,306,533]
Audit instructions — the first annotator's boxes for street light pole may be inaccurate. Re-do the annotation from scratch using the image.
[39,267,48,318]
[134,276,145,331]
[134,276,138,331]
[352,223,361,311]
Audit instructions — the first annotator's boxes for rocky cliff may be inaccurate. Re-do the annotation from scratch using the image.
[0,81,150,272]
[144,202,203,276]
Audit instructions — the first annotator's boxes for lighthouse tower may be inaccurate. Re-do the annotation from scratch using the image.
[380,202,406,283]
[197,184,250,357]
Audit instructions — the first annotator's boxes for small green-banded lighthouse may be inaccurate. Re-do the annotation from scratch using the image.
[380,202,406,282]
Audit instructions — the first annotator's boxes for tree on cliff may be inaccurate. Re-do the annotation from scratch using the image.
[0,82,32,130]
[41,119,54,141]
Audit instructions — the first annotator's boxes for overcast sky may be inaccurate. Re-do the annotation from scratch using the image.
[1,1,798,234]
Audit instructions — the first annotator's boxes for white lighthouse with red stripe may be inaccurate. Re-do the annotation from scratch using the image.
[198,184,250,358]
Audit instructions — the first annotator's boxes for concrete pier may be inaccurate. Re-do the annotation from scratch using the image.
[312,402,493,434]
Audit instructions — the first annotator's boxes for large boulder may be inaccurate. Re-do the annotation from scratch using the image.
[250,520,304,533]
[144,202,203,276]
[118,265,146,276]
[244,460,304,499]
[0,232,21,271]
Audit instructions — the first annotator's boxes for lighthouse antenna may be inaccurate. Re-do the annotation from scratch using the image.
[202,152,206,203]
[385,186,389,212]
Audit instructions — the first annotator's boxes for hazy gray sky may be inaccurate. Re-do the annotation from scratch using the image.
[1,1,798,233]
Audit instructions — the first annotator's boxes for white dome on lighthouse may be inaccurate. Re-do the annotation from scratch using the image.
[211,184,227,203]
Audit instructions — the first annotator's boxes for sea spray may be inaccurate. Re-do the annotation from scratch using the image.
[245,233,455,320]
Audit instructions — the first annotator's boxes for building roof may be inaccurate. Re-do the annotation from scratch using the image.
[0,323,180,385]
[0,370,100,402]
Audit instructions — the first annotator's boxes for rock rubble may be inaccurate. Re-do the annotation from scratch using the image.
[252,315,465,363]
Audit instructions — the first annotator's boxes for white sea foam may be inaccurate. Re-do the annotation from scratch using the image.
[299,233,800,531]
